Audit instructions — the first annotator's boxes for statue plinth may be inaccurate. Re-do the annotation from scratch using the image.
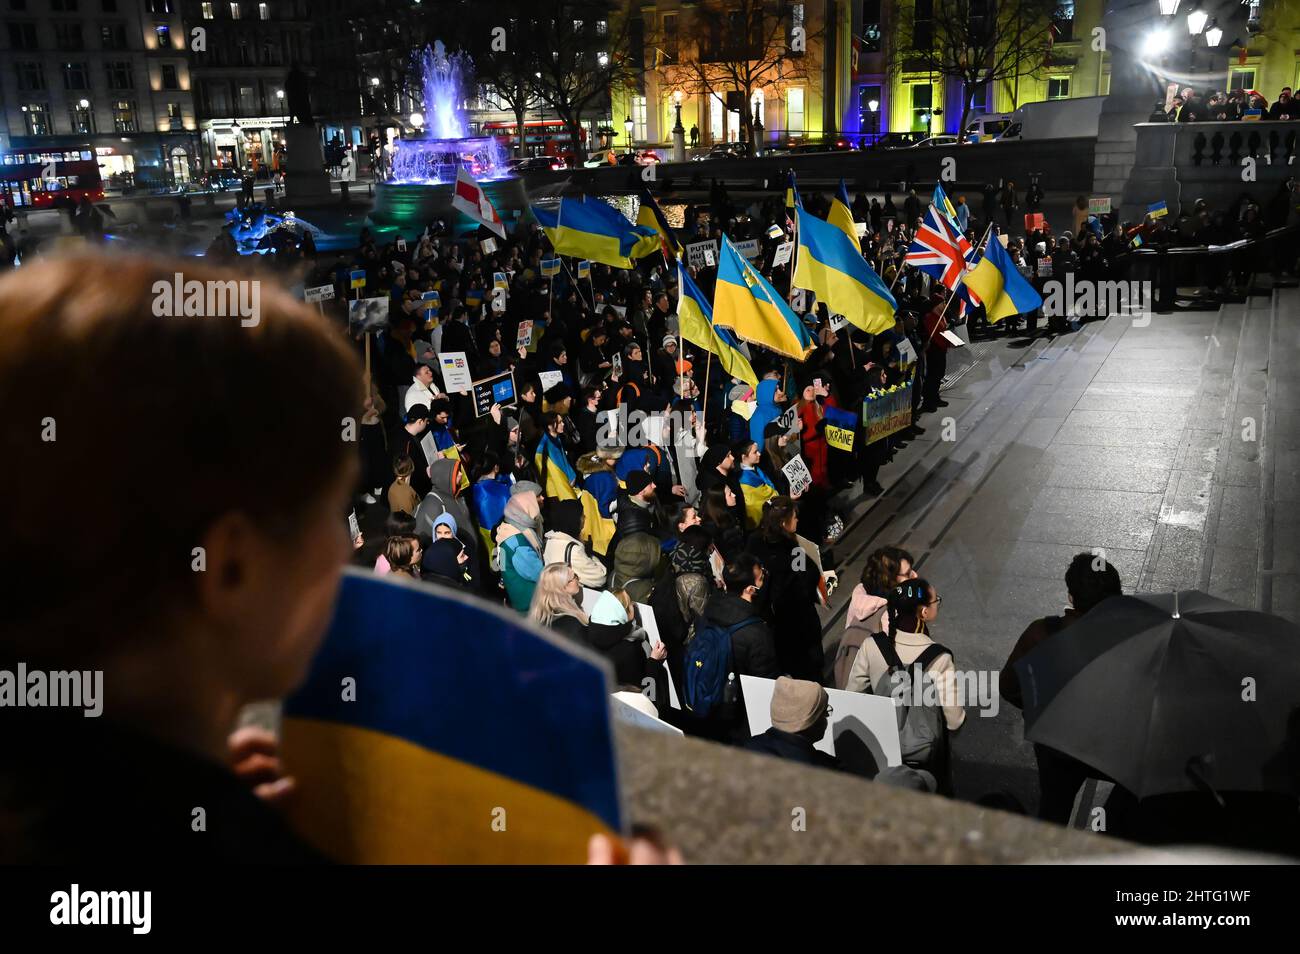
[283,123,333,206]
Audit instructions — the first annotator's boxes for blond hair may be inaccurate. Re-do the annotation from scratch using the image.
[528,564,589,627]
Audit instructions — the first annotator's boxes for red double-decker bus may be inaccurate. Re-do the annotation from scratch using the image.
[482,119,585,162]
[0,146,105,209]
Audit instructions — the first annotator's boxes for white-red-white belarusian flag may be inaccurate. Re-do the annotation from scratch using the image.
[451,166,506,239]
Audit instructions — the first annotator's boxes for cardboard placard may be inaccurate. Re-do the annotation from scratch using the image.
[767,224,785,240]
[828,312,848,331]
[349,269,366,289]
[472,370,517,416]
[686,240,719,270]
[480,237,498,254]
[539,369,564,392]
[734,238,761,260]
[347,509,361,544]
[775,404,799,434]
[493,271,508,289]
[516,320,534,349]
[940,329,966,347]
[541,258,561,277]
[396,238,408,252]
[304,283,335,303]
[1087,197,1111,215]
[439,351,473,393]
[348,296,389,334]
[576,260,591,279]
[782,454,813,497]
[772,241,794,267]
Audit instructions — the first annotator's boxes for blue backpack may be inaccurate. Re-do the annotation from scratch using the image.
[683,616,758,718]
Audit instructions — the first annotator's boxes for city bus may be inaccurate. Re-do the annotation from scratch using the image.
[0,147,105,209]
[481,119,585,163]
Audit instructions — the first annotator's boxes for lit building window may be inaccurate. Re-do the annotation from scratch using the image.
[787,87,804,133]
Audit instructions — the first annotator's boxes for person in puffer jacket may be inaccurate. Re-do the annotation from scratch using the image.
[831,546,917,689]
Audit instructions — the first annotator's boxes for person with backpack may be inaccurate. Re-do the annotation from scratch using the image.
[684,554,780,743]
[541,499,607,588]
[832,545,917,689]
[845,578,964,794]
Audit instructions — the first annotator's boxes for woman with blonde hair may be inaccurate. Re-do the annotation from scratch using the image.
[527,564,590,644]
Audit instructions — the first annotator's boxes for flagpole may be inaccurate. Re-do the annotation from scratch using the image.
[702,349,712,434]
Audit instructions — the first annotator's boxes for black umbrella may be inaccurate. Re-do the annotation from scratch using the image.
[1016,590,1300,800]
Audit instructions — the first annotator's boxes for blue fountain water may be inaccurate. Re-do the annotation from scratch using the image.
[421,40,468,140]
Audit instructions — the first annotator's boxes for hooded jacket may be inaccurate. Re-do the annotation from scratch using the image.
[748,378,783,445]
[610,532,663,603]
[831,585,890,690]
[415,458,478,567]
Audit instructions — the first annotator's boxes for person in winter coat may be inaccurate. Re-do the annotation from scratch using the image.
[496,494,545,612]
[745,497,824,682]
[832,545,917,689]
[610,531,664,604]
[796,381,830,490]
[586,590,668,712]
[527,563,590,645]
[695,443,745,527]
[414,457,479,570]
[542,499,607,588]
[748,376,785,446]
[608,470,663,554]
[420,537,473,591]
[700,485,746,563]
[744,676,839,772]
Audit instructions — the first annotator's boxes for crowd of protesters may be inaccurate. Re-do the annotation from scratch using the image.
[1153,84,1300,123]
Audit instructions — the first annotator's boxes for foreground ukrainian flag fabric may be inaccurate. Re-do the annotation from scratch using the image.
[282,570,622,863]
[536,431,579,500]
[532,197,660,268]
[677,261,757,386]
[713,235,816,360]
[829,180,860,252]
[793,206,896,334]
[963,234,1044,323]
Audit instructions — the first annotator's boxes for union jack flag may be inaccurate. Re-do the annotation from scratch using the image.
[905,204,970,288]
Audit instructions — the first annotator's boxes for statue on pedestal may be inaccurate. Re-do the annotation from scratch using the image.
[286,66,314,126]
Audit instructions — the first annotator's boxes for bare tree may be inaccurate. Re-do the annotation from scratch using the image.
[654,0,820,147]
[530,0,640,160]
[887,0,1059,137]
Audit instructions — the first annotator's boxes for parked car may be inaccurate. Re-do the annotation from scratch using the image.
[511,156,566,172]
[963,113,1013,142]
[783,136,857,153]
[911,135,961,148]
[616,148,662,166]
[872,131,927,150]
[695,141,754,161]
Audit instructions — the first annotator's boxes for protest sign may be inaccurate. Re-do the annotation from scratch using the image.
[1037,259,1053,277]
[940,329,966,347]
[823,405,857,452]
[782,454,813,497]
[348,297,389,334]
[516,319,534,349]
[480,237,498,254]
[863,380,914,445]
[349,269,366,289]
[734,238,761,260]
[1147,200,1169,219]
[472,370,516,416]
[740,676,902,774]
[347,510,361,545]
[396,238,407,252]
[1023,213,1045,233]
[772,241,794,267]
[896,337,917,366]
[282,570,622,862]
[539,369,564,392]
[304,284,335,304]
[1088,197,1111,215]
[767,223,785,240]
[611,351,623,377]
[493,271,508,289]
[439,351,473,393]
[420,431,439,466]
[828,312,848,332]
[611,696,684,737]
[635,602,681,711]
[686,240,719,269]
[855,221,868,238]
[775,404,799,434]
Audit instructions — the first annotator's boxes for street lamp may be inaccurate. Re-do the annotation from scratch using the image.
[1185,8,1208,36]
[624,114,634,154]
[410,111,424,130]
[868,98,880,141]
[671,89,685,162]
[1204,18,1223,48]
[1156,0,1180,15]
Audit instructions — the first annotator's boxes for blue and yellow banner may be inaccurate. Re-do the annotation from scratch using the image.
[713,234,816,361]
[823,404,857,452]
[864,381,914,445]
[676,261,757,387]
[350,269,366,289]
[963,235,1044,324]
[532,197,660,269]
[793,206,896,335]
[829,179,861,253]
[282,570,622,863]
[536,431,579,500]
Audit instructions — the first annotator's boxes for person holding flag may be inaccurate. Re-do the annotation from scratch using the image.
[905,204,970,290]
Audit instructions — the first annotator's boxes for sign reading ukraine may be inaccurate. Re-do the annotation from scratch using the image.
[281,570,623,863]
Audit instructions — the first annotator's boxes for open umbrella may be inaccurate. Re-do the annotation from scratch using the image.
[1016,590,1300,801]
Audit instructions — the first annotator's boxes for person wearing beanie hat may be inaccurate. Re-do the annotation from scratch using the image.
[510,479,544,510]
[625,470,654,497]
[608,468,660,555]
[743,677,840,772]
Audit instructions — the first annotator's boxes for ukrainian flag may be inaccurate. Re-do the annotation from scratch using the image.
[531,197,660,268]
[636,186,682,261]
[282,570,622,863]
[933,181,959,222]
[963,233,1044,323]
[677,261,757,386]
[713,234,816,360]
[739,466,779,528]
[792,206,897,335]
[829,179,861,253]
[785,170,803,210]
[536,431,579,500]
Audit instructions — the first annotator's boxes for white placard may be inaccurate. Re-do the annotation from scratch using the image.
[539,369,564,392]
[439,351,473,393]
[740,676,902,773]
[828,312,848,331]
[940,329,966,347]
[1037,259,1053,277]
[896,338,917,365]
[396,238,408,252]
[686,240,719,269]
[304,283,335,303]
[420,431,439,466]
[516,320,533,349]
[480,237,498,254]
[734,238,761,260]
[782,454,813,497]
[854,221,868,238]
[348,509,361,544]
[635,601,680,711]
[775,404,799,434]
[612,695,684,736]
[772,241,794,267]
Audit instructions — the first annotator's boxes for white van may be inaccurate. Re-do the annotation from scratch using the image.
[964,113,1013,142]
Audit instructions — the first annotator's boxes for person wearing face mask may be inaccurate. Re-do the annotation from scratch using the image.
[832,546,917,690]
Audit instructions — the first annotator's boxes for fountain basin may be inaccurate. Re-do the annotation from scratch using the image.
[369,175,530,234]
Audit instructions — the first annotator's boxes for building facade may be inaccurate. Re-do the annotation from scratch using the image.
[0,0,199,189]
[181,0,313,174]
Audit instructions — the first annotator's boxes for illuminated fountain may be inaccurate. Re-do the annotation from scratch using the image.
[371,41,525,230]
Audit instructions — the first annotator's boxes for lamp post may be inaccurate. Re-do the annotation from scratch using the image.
[751,95,764,152]
[671,90,686,162]
[868,98,880,144]
[624,114,634,156]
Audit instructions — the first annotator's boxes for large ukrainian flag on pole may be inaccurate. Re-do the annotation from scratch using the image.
[531,196,660,269]
[963,233,1044,323]
[713,234,816,360]
[792,205,897,335]
[282,570,622,863]
[677,260,757,386]
[829,179,860,253]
